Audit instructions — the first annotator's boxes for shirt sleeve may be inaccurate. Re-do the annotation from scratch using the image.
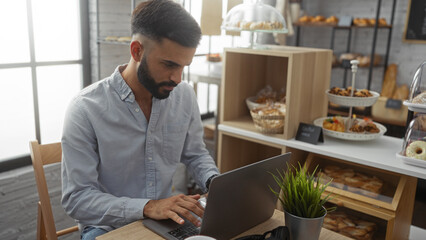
[61,97,149,229]
[179,87,220,192]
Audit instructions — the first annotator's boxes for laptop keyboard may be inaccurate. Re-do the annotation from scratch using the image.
[167,223,200,240]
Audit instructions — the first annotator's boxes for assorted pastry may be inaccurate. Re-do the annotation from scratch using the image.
[323,116,345,132]
[206,53,221,62]
[329,87,373,97]
[338,53,382,67]
[250,103,286,132]
[252,85,286,104]
[349,118,380,133]
[323,211,377,240]
[320,165,384,198]
[297,15,388,27]
[249,86,287,132]
[405,140,426,160]
[353,17,387,27]
[412,91,426,104]
[224,21,284,31]
[104,36,132,42]
[298,15,338,25]
[322,116,380,134]
[252,104,285,117]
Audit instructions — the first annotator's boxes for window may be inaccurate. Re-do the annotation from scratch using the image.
[182,0,245,118]
[0,0,89,170]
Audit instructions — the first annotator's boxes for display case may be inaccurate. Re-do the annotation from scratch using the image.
[403,61,426,112]
[221,1,288,48]
[398,61,426,168]
[221,1,287,33]
[304,152,416,240]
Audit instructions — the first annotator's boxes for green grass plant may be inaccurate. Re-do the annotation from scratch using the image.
[269,163,336,218]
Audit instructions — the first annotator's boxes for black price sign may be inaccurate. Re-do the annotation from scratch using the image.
[295,123,324,145]
[385,98,402,109]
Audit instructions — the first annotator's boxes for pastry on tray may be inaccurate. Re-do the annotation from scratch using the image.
[323,116,345,132]
[349,118,380,133]
[329,87,373,97]
[324,211,377,240]
[405,140,426,160]
[319,165,384,198]
[412,91,426,104]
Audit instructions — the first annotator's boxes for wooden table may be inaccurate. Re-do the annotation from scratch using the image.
[97,209,351,240]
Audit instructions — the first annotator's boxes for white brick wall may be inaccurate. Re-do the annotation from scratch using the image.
[90,0,426,92]
[288,0,426,92]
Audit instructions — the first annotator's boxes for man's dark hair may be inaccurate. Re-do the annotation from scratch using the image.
[131,0,201,48]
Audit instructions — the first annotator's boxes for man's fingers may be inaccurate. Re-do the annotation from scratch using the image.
[187,194,201,200]
[177,199,204,218]
[167,211,185,225]
[173,206,202,227]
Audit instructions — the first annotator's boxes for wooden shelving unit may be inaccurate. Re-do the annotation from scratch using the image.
[217,45,332,172]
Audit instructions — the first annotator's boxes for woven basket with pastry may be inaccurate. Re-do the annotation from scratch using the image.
[250,104,285,134]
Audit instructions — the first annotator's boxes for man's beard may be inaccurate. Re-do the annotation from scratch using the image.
[137,55,177,99]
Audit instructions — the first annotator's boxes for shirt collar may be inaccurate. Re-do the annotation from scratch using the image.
[110,64,134,102]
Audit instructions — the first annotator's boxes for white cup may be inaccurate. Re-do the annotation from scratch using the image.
[185,236,216,240]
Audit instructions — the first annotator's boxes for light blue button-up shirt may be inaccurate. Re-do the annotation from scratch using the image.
[61,65,219,231]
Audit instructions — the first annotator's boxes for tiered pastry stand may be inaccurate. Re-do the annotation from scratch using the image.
[316,60,385,141]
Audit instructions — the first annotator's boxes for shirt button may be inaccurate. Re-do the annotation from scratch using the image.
[149,182,153,186]
[135,108,139,112]
[121,94,126,99]
[148,157,152,161]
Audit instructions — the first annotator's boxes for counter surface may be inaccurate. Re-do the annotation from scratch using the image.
[219,124,426,179]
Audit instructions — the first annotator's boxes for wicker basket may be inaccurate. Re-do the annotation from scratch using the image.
[250,110,285,134]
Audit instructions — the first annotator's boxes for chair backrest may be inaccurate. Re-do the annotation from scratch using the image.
[30,140,78,240]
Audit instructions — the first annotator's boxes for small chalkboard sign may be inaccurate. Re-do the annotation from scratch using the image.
[385,98,402,109]
[403,0,426,43]
[295,123,324,145]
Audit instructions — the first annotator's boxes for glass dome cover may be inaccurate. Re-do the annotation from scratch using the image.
[404,61,426,112]
[400,114,426,160]
[398,114,426,168]
[221,0,288,33]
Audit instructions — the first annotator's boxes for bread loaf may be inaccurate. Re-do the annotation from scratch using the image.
[392,84,409,100]
[381,64,397,98]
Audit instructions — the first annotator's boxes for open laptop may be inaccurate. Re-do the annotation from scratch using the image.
[143,153,291,240]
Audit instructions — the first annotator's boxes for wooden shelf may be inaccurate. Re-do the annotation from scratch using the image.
[294,22,392,29]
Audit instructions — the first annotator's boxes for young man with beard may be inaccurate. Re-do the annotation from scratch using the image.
[61,1,220,239]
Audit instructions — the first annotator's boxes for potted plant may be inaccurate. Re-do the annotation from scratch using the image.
[270,163,335,240]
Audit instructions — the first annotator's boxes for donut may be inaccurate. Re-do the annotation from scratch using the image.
[406,141,426,160]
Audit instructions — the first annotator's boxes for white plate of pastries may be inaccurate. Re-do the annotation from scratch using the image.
[403,91,426,113]
[326,87,379,107]
[314,116,386,141]
[397,140,426,168]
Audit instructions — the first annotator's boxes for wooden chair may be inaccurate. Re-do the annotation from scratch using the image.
[30,141,79,240]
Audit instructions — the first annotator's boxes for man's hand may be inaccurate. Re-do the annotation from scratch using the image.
[143,194,204,227]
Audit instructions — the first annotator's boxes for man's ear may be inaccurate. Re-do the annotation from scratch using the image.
[130,41,143,62]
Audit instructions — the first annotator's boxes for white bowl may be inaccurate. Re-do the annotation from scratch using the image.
[326,90,379,107]
[245,96,267,110]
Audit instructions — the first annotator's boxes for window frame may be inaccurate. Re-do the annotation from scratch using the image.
[0,0,91,173]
